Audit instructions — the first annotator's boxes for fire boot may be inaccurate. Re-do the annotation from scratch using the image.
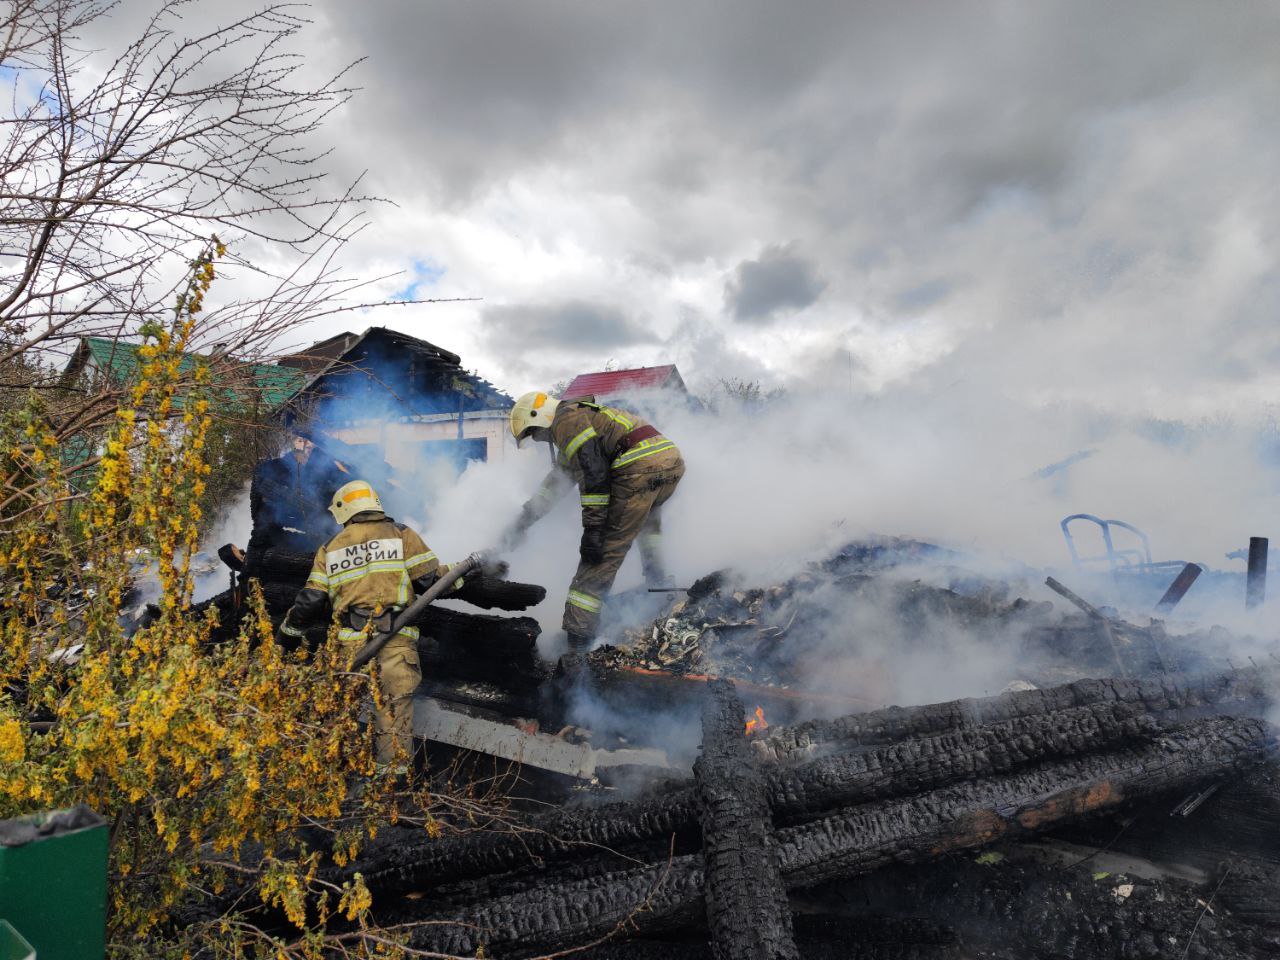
[566,630,594,654]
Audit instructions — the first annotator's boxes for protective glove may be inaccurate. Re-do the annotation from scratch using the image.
[579,525,605,565]
[274,614,306,646]
[498,504,538,552]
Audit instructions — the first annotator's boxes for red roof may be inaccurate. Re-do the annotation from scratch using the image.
[560,365,685,401]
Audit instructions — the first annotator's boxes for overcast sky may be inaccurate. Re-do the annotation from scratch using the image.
[97,1,1280,415]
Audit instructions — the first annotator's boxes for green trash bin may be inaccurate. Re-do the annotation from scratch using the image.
[0,806,107,960]
[0,921,35,960]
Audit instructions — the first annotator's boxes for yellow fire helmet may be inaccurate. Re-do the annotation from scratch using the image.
[509,391,561,446]
[328,479,383,525]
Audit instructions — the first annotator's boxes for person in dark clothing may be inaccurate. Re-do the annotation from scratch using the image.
[243,433,350,573]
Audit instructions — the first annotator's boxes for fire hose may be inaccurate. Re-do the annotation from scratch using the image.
[348,552,484,670]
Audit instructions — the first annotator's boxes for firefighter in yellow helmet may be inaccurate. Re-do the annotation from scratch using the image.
[277,479,463,768]
[505,391,685,652]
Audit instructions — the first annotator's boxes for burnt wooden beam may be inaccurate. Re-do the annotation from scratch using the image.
[417,606,540,657]
[765,700,1158,826]
[695,679,797,960]
[408,716,1273,957]
[775,716,1273,890]
[339,699,1162,898]
[757,668,1278,765]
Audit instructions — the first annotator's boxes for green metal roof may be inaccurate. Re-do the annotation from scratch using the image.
[77,337,307,408]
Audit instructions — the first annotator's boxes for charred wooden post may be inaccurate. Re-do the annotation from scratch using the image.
[1247,536,1269,610]
[1045,576,1127,676]
[695,679,798,960]
[1155,562,1203,615]
[757,667,1278,765]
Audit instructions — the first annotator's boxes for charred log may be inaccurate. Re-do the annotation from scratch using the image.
[407,718,1272,956]
[694,679,797,960]
[775,716,1273,890]
[408,858,706,957]
[451,575,548,612]
[758,669,1277,765]
[343,784,701,900]
[344,699,1161,898]
[251,547,313,582]
[416,608,548,695]
[418,606,540,656]
[766,700,1158,825]
[1215,858,1280,930]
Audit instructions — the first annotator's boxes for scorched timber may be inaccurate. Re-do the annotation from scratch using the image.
[757,668,1279,765]
[694,680,798,960]
[341,699,1161,898]
[415,612,548,692]
[405,717,1273,957]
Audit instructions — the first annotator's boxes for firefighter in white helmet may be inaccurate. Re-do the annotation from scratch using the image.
[277,479,464,768]
[504,391,684,652]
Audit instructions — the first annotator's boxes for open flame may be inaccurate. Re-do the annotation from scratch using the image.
[744,705,768,737]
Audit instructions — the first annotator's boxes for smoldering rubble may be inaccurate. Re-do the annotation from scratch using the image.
[188,529,1280,959]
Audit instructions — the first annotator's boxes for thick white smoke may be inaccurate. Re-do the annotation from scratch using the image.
[410,381,1279,714]
[194,372,1279,724]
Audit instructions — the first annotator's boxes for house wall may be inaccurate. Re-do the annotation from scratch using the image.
[329,411,513,471]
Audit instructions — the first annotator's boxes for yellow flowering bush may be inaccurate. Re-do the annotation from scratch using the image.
[0,244,418,957]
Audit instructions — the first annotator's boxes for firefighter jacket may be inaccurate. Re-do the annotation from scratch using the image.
[522,401,679,532]
[278,512,443,642]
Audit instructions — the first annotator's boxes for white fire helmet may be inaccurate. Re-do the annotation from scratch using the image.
[328,480,383,525]
[509,391,561,446]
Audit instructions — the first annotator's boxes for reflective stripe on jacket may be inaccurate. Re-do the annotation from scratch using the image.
[543,401,679,527]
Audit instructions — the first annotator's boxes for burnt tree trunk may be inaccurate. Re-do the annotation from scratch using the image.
[695,679,798,960]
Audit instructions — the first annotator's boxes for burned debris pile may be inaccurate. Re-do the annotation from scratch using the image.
[338,673,1279,958]
[193,533,1280,957]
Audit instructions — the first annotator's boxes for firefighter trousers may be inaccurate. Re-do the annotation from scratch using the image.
[341,628,422,765]
[563,450,685,637]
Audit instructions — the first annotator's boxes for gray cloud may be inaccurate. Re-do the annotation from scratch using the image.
[112,0,1280,413]
[480,299,657,358]
[725,244,826,323]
